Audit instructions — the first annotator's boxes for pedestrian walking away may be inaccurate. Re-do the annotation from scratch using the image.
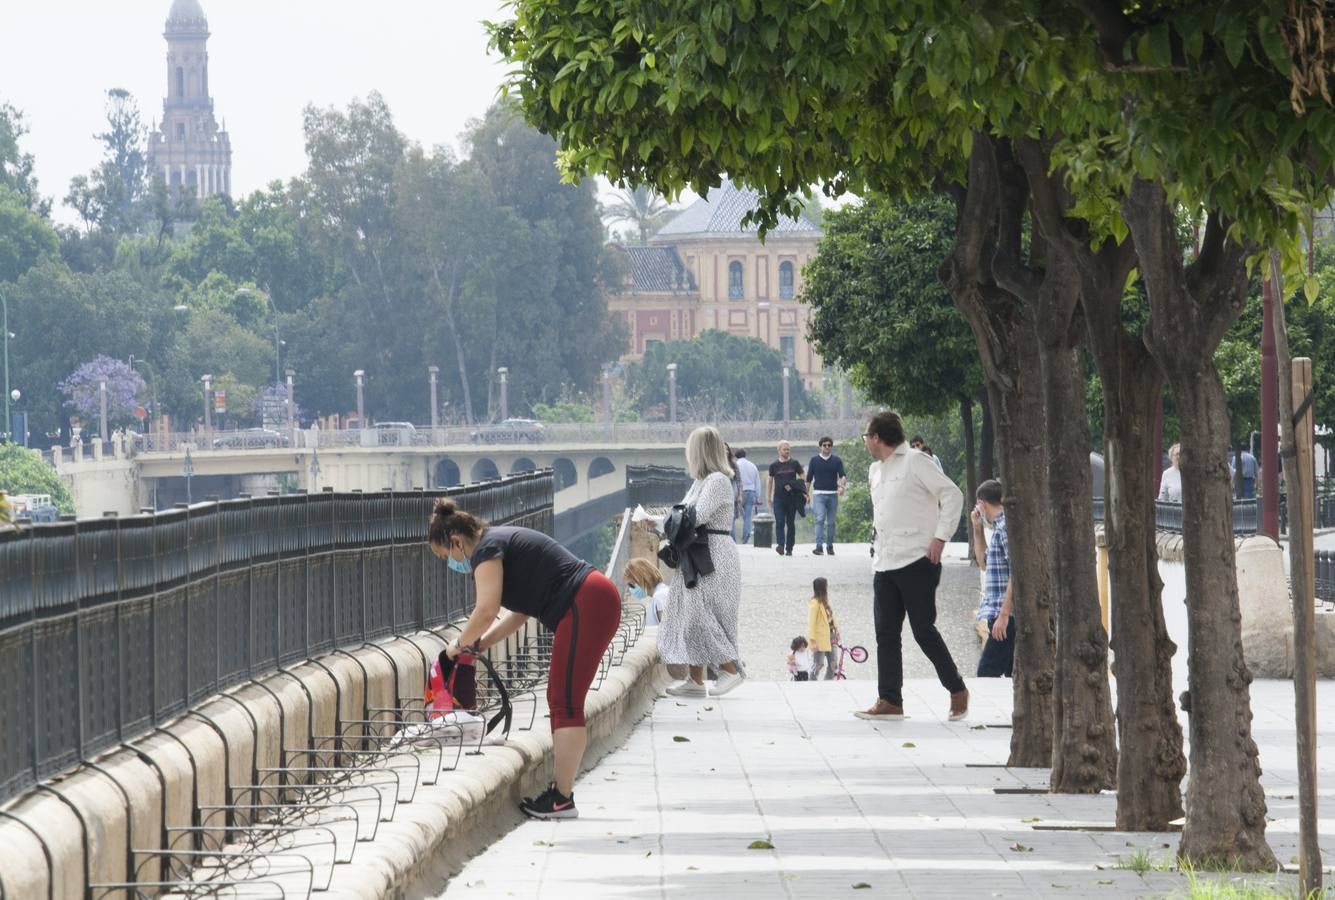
[768,441,806,556]
[428,499,621,820]
[1229,441,1258,498]
[659,426,747,698]
[806,436,847,555]
[856,410,968,722]
[807,576,840,680]
[970,479,1015,678]
[734,449,761,543]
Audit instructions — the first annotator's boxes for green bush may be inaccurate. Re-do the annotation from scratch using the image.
[0,443,73,514]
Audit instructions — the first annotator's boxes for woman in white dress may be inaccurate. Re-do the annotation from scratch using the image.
[659,426,746,697]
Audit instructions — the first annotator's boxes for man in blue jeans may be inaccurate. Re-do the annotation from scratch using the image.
[806,436,847,555]
[969,479,1014,677]
[767,441,806,556]
[734,449,761,542]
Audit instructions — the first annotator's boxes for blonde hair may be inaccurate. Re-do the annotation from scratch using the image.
[624,557,663,591]
[685,426,733,480]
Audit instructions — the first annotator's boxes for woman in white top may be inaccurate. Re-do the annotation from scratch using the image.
[1158,443,1183,502]
[625,557,669,626]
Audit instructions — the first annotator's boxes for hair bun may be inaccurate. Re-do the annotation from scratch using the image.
[433,498,458,517]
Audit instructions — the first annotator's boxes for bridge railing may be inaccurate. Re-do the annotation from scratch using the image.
[0,471,553,807]
[626,464,694,509]
[1091,497,1259,536]
[122,419,869,456]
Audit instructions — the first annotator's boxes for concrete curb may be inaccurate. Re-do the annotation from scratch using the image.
[0,626,662,900]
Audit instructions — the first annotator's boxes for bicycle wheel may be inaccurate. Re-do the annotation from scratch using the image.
[848,645,869,663]
[834,672,846,680]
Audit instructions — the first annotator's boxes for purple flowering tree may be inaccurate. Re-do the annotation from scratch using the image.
[59,355,146,425]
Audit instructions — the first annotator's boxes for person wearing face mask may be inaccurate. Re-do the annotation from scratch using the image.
[969,479,1014,678]
[624,557,669,627]
[427,498,621,820]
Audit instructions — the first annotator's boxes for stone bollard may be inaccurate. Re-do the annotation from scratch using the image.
[73,442,84,463]
[91,438,103,461]
[1236,535,1293,677]
[51,446,63,468]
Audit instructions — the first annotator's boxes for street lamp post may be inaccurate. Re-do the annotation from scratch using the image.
[782,365,791,428]
[99,378,109,442]
[1,288,9,441]
[497,367,509,421]
[602,364,613,427]
[201,373,213,439]
[428,366,440,431]
[666,363,678,424]
[237,287,283,385]
[354,370,365,426]
[1261,275,1280,537]
[285,368,296,434]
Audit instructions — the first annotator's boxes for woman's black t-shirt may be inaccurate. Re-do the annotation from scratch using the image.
[469,526,596,630]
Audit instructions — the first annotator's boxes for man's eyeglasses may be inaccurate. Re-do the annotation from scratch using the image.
[820,443,833,448]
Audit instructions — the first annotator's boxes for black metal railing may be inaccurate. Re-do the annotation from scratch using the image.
[626,464,693,509]
[0,471,553,807]
[1091,498,1259,536]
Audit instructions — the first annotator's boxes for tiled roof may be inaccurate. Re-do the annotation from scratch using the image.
[653,180,821,239]
[624,245,696,293]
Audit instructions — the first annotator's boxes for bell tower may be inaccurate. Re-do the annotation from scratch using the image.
[146,0,232,201]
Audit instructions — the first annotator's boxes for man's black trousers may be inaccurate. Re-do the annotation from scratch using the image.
[873,557,965,706]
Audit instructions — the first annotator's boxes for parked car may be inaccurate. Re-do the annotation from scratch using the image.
[469,418,547,444]
[373,421,418,445]
[213,428,288,449]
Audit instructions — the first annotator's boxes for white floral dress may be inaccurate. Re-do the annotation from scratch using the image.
[658,471,742,666]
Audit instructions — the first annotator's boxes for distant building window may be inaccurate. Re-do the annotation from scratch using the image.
[176,66,185,97]
[728,261,744,299]
[644,339,662,353]
[780,336,796,366]
[175,122,185,141]
[779,261,795,299]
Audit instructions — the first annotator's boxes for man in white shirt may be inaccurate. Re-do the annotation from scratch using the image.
[855,411,969,722]
[733,449,761,542]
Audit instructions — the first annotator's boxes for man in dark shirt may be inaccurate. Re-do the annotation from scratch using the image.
[806,436,847,555]
[768,440,806,556]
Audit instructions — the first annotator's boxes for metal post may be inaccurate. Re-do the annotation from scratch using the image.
[201,374,213,439]
[285,368,295,433]
[428,366,440,430]
[272,319,281,387]
[602,365,613,426]
[497,367,509,421]
[667,363,678,424]
[1261,275,1280,537]
[1,289,9,441]
[99,379,109,442]
[782,365,791,427]
[354,370,365,426]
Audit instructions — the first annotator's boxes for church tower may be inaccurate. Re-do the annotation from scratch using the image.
[146,0,232,200]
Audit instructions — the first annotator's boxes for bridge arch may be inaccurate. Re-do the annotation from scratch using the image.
[553,457,577,491]
[510,457,537,474]
[588,456,616,480]
[434,458,461,488]
[471,458,500,482]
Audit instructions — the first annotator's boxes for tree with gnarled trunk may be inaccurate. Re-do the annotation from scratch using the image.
[940,143,1055,768]
[1122,180,1276,871]
[1016,137,1187,828]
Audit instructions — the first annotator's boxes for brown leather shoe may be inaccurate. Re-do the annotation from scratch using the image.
[949,688,969,722]
[854,698,905,720]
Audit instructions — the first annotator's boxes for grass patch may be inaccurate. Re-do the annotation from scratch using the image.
[1180,861,1320,899]
[1112,848,1174,875]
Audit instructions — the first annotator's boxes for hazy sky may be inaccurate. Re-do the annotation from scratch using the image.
[1,0,513,224]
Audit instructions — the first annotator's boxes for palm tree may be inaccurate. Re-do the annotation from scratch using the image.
[604,185,672,242]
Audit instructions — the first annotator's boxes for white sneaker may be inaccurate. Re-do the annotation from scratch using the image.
[665,679,707,697]
[711,669,747,696]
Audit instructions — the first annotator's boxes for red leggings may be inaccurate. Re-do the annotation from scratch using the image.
[547,570,622,730]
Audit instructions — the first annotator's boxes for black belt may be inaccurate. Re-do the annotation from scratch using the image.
[705,529,732,535]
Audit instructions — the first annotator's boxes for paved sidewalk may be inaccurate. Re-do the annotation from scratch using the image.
[439,678,1334,898]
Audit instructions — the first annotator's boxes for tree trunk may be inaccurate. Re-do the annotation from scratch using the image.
[979,389,995,481]
[960,395,978,515]
[1124,179,1276,870]
[938,140,1055,767]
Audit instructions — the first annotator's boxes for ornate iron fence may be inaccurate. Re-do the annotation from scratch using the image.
[0,471,553,806]
[625,464,693,509]
[1092,498,1259,536]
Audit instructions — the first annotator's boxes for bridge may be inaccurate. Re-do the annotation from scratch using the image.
[50,419,866,541]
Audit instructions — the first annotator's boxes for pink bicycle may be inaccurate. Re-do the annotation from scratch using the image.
[831,641,869,679]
